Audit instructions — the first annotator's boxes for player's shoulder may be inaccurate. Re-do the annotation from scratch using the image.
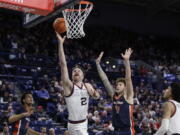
[163,101,176,110]
[84,82,92,87]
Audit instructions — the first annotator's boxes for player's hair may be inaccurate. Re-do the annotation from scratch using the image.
[171,82,180,102]
[72,65,85,76]
[21,92,32,105]
[116,78,126,86]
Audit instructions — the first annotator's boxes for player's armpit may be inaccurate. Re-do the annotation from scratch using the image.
[62,84,73,97]
[125,96,134,105]
[61,76,73,97]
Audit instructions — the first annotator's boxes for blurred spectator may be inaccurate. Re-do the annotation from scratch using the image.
[49,128,55,135]
[41,127,47,135]
[0,122,10,135]
[36,106,48,120]
[64,130,70,135]
[36,86,50,109]
[5,105,14,118]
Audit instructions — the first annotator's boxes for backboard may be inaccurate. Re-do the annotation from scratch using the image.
[0,0,54,15]
[22,0,81,28]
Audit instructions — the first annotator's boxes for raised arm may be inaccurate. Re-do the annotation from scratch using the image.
[56,33,73,96]
[95,52,114,98]
[121,48,134,102]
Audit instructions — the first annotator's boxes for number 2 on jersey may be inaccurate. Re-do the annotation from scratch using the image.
[81,97,87,105]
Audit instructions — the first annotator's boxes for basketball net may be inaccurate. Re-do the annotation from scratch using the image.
[62,1,93,39]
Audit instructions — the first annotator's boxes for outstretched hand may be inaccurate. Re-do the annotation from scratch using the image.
[121,48,133,60]
[96,52,104,64]
[56,32,66,45]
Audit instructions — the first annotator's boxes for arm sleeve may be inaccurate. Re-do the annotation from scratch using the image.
[154,119,169,135]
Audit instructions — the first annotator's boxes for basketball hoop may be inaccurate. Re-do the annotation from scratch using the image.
[62,1,93,39]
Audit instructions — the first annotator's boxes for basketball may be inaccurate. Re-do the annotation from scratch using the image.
[53,18,66,34]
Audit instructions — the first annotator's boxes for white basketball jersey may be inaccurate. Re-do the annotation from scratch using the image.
[65,83,89,121]
[167,100,180,135]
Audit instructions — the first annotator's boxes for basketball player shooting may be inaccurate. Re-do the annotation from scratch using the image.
[95,48,135,135]
[154,82,180,135]
[56,32,100,135]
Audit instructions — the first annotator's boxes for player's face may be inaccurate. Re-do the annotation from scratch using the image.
[163,86,172,99]
[115,82,125,93]
[24,94,34,105]
[72,68,84,82]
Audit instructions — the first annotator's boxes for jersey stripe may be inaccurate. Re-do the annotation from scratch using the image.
[17,120,21,135]
[129,106,135,135]
[13,120,20,135]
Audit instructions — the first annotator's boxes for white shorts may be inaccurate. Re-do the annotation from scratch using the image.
[68,120,88,135]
